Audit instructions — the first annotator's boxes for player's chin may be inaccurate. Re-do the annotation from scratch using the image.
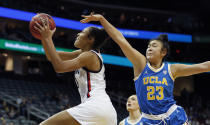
[74,41,80,48]
[146,56,151,61]
[126,107,132,111]
[146,56,154,61]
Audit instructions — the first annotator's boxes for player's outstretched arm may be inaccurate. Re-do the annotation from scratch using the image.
[171,61,210,79]
[81,13,146,77]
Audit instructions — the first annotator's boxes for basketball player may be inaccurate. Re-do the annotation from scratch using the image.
[119,95,142,125]
[81,13,210,124]
[34,18,117,125]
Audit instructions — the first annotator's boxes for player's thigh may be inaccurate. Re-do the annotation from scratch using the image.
[39,110,81,125]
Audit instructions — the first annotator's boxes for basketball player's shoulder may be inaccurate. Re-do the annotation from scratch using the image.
[168,63,179,79]
[79,51,99,64]
[74,52,96,66]
[79,51,95,59]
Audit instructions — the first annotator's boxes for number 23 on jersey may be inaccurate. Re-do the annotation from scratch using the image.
[147,86,164,100]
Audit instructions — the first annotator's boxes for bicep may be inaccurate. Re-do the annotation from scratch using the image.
[172,62,210,78]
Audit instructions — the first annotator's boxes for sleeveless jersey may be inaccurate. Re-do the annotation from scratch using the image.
[134,62,176,115]
[74,50,106,103]
[124,116,142,125]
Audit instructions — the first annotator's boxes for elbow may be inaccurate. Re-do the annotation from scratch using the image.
[201,61,210,72]
[207,61,210,71]
[52,62,65,73]
[115,37,127,45]
[54,67,65,73]
[46,57,51,62]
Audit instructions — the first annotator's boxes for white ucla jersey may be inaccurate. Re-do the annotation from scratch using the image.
[75,50,106,103]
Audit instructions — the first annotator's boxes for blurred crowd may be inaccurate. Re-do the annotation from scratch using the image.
[176,89,210,125]
[1,89,210,125]
[0,92,73,125]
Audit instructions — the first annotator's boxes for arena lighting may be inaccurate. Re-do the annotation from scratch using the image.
[0,7,192,43]
[0,39,200,68]
[0,39,74,55]
[0,39,132,67]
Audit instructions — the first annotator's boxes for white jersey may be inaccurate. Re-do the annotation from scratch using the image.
[74,50,106,103]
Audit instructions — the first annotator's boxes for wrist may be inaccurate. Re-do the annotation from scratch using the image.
[99,15,105,22]
[42,37,52,41]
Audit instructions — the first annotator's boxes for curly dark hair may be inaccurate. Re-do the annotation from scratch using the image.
[87,27,110,50]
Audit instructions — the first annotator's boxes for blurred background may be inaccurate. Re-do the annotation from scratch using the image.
[0,0,210,124]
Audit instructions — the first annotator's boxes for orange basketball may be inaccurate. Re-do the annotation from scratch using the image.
[29,13,56,40]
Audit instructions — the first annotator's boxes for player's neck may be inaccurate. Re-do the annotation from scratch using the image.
[81,46,92,52]
[128,110,141,121]
[149,60,163,69]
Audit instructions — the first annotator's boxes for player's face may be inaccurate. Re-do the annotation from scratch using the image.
[146,40,166,63]
[126,95,139,112]
[74,27,93,49]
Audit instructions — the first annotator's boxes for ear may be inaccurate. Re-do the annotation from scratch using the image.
[161,48,167,57]
[88,36,95,44]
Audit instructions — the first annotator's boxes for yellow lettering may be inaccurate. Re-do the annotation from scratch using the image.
[155,77,161,84]
[147,86,155,100]
[149,76,155,83]
[147,86,164,100]
[143,77,149,85]
[162,78,168,86]
[156,86,164,100]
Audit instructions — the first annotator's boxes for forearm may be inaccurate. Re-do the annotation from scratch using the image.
[41,38,62,71]
[174,61,210,78]
[99,16,146,71]
[41,40,52,61]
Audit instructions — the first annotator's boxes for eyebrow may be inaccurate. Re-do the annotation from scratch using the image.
[149,42,158,46]
[130,97,136,99]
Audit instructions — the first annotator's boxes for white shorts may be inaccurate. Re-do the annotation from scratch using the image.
[67,95,117,125]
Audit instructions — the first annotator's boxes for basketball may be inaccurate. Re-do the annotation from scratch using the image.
[29,13,56,40]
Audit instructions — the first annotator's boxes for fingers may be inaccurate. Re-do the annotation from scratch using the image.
[80,12,97,23]
[35,21,44,31]
[34,26,42,33]
[52,28,56,33]
[40,17,49,30]
[80,19,89,23]
[81,12,94,18]
[46,18,50,29]
[90,12,94,16]
[34,19,50,33]
[81,15,91,18]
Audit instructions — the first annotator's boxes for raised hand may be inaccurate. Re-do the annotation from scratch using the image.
[34,17,56,39]
[80,12,103,23]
